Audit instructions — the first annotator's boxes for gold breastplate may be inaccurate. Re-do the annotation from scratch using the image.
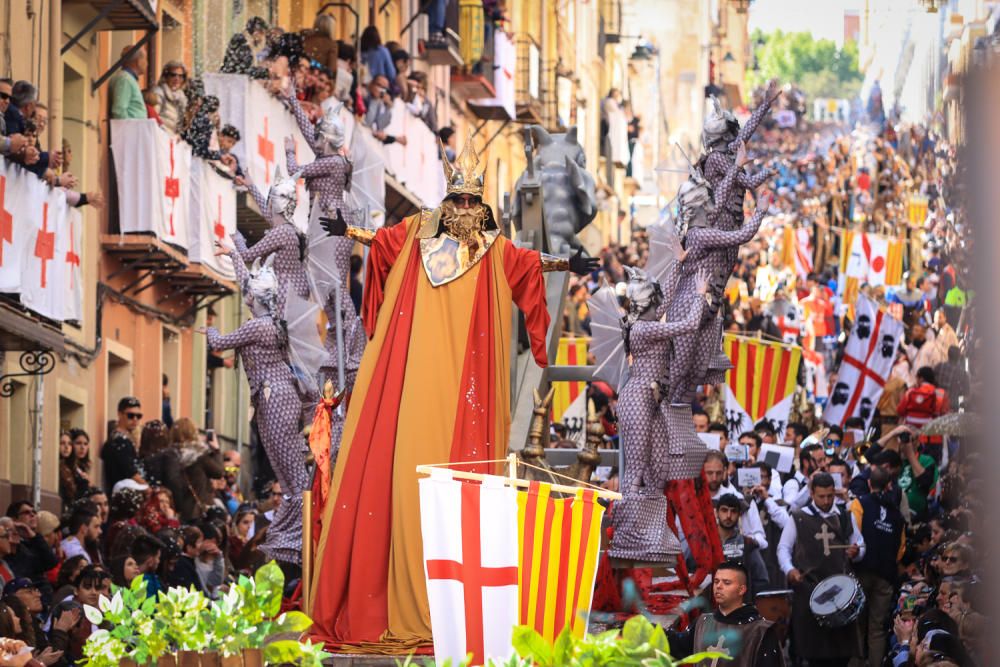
[419,229,499,287]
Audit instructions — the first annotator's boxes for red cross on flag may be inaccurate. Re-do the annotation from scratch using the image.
[420,471,519,666]
[188,159,237,279]
[21,189,72,321]
[782,225,813,279]
[0,162,31,293]
[822,293,904,429]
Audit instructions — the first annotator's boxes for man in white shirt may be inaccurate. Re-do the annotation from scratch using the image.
[60,510,101,564]
[704,450,768,549]
[778,472,865,665]
[782,442,828,510]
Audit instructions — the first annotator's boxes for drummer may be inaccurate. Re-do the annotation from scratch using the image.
[777,472,865,667]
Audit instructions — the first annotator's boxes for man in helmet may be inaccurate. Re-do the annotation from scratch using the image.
[311,135,598,651]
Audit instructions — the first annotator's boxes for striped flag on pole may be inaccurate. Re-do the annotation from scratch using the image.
[722,335,801,442]
[517,482,605,642]
[552,337,589,423]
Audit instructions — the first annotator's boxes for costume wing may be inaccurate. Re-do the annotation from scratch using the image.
[588,285,628,391]
[645,219,684,285]
[284,290,328,399]
[305,199,369,306]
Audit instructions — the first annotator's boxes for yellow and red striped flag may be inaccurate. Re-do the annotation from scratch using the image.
[722,335,801,439]
[551,337,589,423]
[517,482,605,641]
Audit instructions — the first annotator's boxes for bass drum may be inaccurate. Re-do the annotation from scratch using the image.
[809,574,866,628]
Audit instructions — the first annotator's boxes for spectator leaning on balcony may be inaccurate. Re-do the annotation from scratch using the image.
[302,14,340,74]
[4,81,56,176]
[110,46,149,120]
[391,49,412,101]
[0,78,37,164]
[153,61,188,134]
[359,26,396,84]
[406,71,437,132]
[361,75,405,146]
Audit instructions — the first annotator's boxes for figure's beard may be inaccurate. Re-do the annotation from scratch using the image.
[440,200,488,245]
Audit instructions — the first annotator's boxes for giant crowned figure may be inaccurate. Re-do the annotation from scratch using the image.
[309,136,597,651]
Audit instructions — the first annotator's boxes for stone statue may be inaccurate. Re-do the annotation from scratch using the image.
[511,125,597,254]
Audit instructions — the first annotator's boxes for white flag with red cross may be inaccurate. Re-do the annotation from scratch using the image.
[60,207,84,322]
[823,293,904,428]
[420,471,519,667]
[111,119,191,249]
[188,159,237,280]
[156,130,192,248]
[0,160,36,293]
[20,188,69,321]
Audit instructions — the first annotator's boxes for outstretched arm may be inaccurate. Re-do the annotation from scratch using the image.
[206,317,270,352]
[245,181,268,213]
[287,91,317,147]
[234,225,288,264]
[646,297,704,341]
[540,248,600,275]
[739,167,771,190]
[731,80,780,150]
[285,138,300,174]
[692,195,767,250]
[320,209,376,246]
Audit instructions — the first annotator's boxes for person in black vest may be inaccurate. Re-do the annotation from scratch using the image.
[777,473,864,667]
[848,465,904,667]
[667,560,784,667]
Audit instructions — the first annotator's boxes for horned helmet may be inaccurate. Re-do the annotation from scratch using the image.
[314,102,346,157]
[675,169,715,236]
[702,96,738,150]
[265,166,298,226]
[243,255,280,318]
[622,265,664,326]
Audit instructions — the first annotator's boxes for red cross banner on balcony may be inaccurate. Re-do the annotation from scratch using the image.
[419,471,519,666]
[0,158,83,323]
[110,119,192,250]
[822,293,904,429]
[188,159,237,279]
[204,74,315,234]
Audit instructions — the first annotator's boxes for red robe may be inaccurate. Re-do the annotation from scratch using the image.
[309,213,550,652]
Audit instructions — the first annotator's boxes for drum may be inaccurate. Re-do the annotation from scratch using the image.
[755,589,792,643]
[809,574,866,627]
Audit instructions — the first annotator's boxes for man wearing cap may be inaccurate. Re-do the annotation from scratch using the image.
[100,397,146,495]
[3,502,57,605]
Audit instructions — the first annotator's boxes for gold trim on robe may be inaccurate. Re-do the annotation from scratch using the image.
[419,229,500,287]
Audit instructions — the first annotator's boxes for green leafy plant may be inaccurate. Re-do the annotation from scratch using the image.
[80,561,331,666]
[511,615,729,667]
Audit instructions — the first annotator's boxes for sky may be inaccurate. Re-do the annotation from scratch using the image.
[748,0,863,45]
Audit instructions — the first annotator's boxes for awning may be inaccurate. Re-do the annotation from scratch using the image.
[0,297,65,353]
[384,174,423,225]
[100,233,189,296]
[63,0,159,91]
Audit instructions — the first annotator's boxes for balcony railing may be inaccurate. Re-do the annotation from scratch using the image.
[105,119,236,305]
[205,74,444,229]
[0,156,83,338]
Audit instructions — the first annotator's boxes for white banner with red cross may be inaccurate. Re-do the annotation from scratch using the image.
[419,470,519,667]
[188,159,237,280]
[110,119,191,249]
[0,158,83,322]
[203,73,313,234]
[823,293,904,429]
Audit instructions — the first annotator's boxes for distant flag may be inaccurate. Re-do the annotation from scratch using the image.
[552,337,589,423]
[782,225,813,279]
[822,293,904,429]
[722,335,802,442]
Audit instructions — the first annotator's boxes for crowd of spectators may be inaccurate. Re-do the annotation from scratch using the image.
[0,77,103,209]
[561,81,981,665]
[0,395,279,665]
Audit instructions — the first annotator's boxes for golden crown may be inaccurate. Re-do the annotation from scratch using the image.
[440,134,486,198]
